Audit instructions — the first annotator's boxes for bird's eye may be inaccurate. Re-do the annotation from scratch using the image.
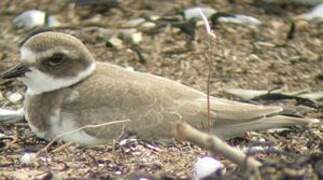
[44,53,65,67]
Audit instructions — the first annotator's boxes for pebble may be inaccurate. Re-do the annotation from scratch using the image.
[106,37,123,49]
[194,156,223,180]
[20,153,37,165]
[183,7,217,20]
[217,14,262,28]
[140,22,156,29]
[125,18,146,27]
[13,10,60,29]
[130,32,143,44]
[7,92,23,104]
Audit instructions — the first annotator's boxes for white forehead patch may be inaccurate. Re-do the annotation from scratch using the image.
[21,63,96,95]
[20,47,36,64]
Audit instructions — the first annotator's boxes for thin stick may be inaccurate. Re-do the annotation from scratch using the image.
[38,119,131,154]
[176,121,262,169]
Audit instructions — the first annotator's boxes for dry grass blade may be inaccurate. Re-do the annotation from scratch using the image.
[198,8,217,130]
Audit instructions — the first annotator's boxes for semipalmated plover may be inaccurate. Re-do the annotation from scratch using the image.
[1,32,317,145]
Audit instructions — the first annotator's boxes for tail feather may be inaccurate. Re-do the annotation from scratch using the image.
[212,115,319,140]
[209,97,284,124]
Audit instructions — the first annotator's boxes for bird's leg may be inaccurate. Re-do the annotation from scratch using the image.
[0,108,24,123]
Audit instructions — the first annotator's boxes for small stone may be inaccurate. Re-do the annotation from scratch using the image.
[247,54,261,62]
[217,14,262,28]
[149,15,160,21]
[20,153,37,165]
[130,32,143,44]
[0,133,5,138]
[194,156,223,179]
[115,171,122,175]
[140,22,156,29]
[106,37,123,49]
[7,92,23,104]
[183,7,217,20]
[125,18,146,27]
[243,146,269,153]
[13,10,60,29]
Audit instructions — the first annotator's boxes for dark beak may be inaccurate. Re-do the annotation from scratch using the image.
[1,64,31,79]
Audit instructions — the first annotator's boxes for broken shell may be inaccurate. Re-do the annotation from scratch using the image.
[106,37,123,49]
[7,92,23,104]
[20,153,37,165]
[194,156,223,180]
[183,7,217,20]
[0,108,24,123]
[140,22,156,29]
[130,32,143,44]
[217,14,262,28]
[13,10,60,29]
[148,15,160,21]
[125,18,146,27]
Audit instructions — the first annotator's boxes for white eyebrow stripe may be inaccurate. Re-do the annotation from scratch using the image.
[20,47,36,64]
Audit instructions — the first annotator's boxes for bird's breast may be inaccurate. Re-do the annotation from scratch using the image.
[24,91,103,145]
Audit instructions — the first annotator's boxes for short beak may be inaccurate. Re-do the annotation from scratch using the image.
[0,63,31,79]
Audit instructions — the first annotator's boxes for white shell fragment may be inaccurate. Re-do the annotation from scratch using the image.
[0,108,24,123]
[106,37,123,49]
[298,4,323,23]
[218,14,262,28]
[20,153,37,165]
[125,18,146,27]
[7,92,23,104]
[130,32,143,44]
[184,7,217,20]
[194,156,223,180]
[140,22,156,29]
[96,28,143,43]
[13,10,60,29]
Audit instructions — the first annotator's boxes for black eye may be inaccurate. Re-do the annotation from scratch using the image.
[44,53,66,67]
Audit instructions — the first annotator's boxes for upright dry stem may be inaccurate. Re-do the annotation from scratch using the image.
[198,8,217,130]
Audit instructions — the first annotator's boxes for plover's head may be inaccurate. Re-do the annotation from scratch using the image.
[1,32,96,95]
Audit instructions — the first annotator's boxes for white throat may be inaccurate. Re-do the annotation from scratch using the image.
[22,63,96,95]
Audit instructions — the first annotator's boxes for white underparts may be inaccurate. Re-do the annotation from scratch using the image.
[22,63,96,95]
[49,110,103,145]
[26,109,103,145]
